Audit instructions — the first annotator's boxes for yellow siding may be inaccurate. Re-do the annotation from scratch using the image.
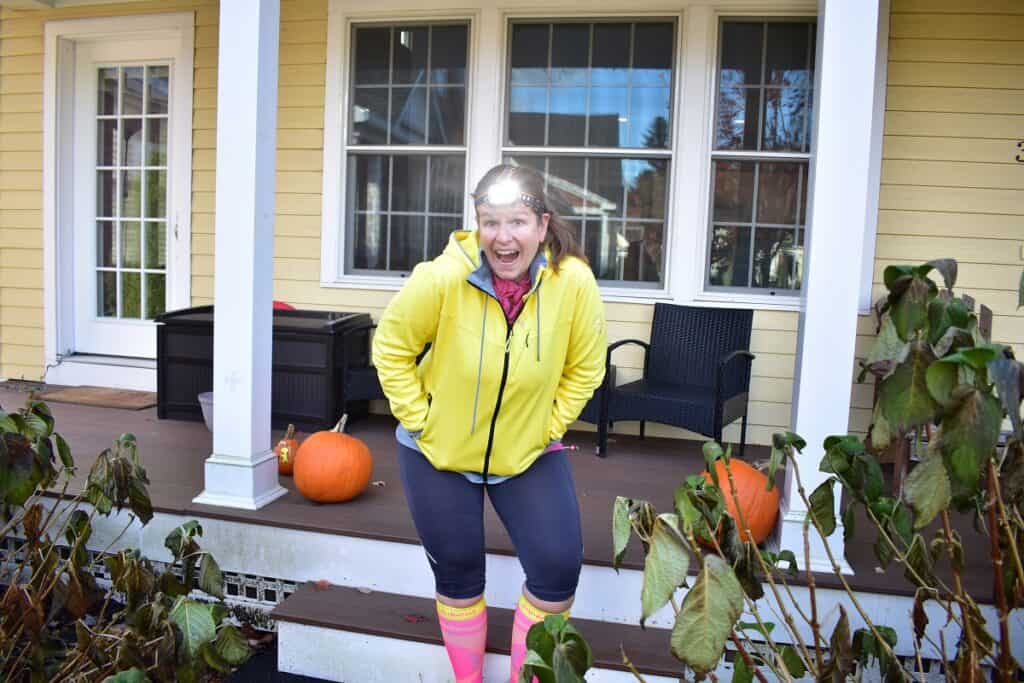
[860,0,1024,426]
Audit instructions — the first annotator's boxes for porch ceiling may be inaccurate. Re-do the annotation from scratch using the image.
[0,383,995,603]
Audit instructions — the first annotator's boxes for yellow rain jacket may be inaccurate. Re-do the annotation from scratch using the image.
[372,229,607,478]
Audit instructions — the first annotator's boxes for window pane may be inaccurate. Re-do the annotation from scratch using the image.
[355,27,391,84]
[123,67,144,116]
[146,65,169,114]
[353,213,387,269]
[551,24,589,86]
[625,159,667,220]
[620,223,663,284]
[709,225,751,287]
[757,162,800,225]
[121,272,141,318]
[352,87,389,144]
[121,221,141,268]
[428,218,456,258]
[391,155,427,212]
[393,26,429,84]
[628,87,670,148]
[352,155,390,212]
[121,170,142,217]
[98,68,118,116]
[587,86,628,147]
[391,87,427,144]
[633,23,673,87]
[510,24,549,85]
[429,156,464,213]
[549,87,587,146]
[592,23,630,86]
[508,87,547,146]
[752,228,800,289]
[428,87,465,145]
[763,88,809,151]
[389,214,426,271]
[546,157,586,215]
[715,87,760,150]
[431,25,467,85]
[145,273,166,319]
[121,118,143,166]
[712,161,754,223]
[720,23,763,87]
[766,23,811,87]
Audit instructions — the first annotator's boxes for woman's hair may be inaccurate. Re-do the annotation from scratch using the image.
[472,163,586,271]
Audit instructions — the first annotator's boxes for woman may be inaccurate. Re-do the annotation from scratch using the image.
[372,163,606,682]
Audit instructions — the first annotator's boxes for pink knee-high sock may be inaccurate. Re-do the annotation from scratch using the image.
[509,594,569,683]
[437,598,487,683]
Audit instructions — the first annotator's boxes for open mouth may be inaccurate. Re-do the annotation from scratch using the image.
[494,249,519,265]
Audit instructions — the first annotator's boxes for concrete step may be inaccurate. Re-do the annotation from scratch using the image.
[270,582,686,682]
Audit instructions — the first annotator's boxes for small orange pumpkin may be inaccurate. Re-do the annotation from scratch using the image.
[275,424,300,476]
[293,415,373,503]
[702,459,780,544]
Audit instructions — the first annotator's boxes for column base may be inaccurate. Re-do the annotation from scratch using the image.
[192,450,288,510]
[775,506,854,576]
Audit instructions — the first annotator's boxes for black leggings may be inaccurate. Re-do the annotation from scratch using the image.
[397,444,584,602]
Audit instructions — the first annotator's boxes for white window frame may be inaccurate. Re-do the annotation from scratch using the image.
[43,12,193,387]
[322,0,882,313]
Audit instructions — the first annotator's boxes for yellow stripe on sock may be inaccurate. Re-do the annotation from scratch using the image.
[517,594,569,623]
[436,597,486,620]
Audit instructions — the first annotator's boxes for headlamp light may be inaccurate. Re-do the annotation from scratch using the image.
[474,179,546,213]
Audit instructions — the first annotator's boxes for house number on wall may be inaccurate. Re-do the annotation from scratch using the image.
[1017,141,1024,163]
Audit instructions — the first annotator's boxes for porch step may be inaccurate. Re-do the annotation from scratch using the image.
[271,582,685,682]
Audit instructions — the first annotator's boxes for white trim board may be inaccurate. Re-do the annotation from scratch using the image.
[42,13,193,375]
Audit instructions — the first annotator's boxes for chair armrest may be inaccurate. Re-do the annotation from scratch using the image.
[716,350,755,400]
[605,339,648,386]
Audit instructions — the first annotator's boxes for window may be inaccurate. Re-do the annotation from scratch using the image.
[706,19,815,294]
[345,23,469,274]
[502,21,674,288]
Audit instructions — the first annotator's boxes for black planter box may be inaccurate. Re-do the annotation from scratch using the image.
[155,306,373,432]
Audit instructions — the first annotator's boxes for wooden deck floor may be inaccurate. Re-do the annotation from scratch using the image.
[1,383,994,601]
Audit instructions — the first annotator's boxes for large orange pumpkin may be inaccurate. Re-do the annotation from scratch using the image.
[703,459,780,544]
[294,415,373,503]
[275,424,300,476]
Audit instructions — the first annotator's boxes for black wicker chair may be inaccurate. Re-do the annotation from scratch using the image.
[579,303,755,458]
[338,321,385,421]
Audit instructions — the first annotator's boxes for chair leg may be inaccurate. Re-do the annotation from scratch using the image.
[739,412,748,459]
[639,420,646,440]
[597,387,610,458]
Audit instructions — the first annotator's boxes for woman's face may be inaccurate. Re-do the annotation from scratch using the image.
[476,200,549,281]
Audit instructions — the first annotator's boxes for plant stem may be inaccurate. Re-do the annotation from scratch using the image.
[985,460,1013,682]
[730,632,770,683]
[803,516,825,674]
[787,455,907,676]
[990,460,1024,591]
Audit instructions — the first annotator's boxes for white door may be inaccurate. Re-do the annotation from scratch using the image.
[71,39,188,358]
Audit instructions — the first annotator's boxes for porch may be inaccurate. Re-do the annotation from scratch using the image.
[2,385,1007,679]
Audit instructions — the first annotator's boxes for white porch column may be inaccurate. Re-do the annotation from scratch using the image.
[193,0,287,510]
[780,0,887,572]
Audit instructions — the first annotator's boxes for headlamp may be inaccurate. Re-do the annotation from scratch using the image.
[474,179,546,213]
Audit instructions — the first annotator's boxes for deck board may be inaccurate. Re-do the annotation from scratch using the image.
[0,384,994,601]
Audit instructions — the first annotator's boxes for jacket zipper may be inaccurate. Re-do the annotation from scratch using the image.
[481,323,512,483]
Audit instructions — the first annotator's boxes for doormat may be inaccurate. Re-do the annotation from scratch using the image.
[37,386,157,410]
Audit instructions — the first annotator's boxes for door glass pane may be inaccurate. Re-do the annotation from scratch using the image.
[121,170,142,217]
[146,65,169,114]
[121,118,143,166]
[145,273,166,319]
[123,67,144,116]
[97,221,115,267]
[121,221,141,268]
[145,221,166,269]
[121,272,141,318]
[145,170,167,218]
[98,120,117,166]
[98,68,119,115]
[146,118,167,166]
[98,272,116,317]
[96,170,116,218]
